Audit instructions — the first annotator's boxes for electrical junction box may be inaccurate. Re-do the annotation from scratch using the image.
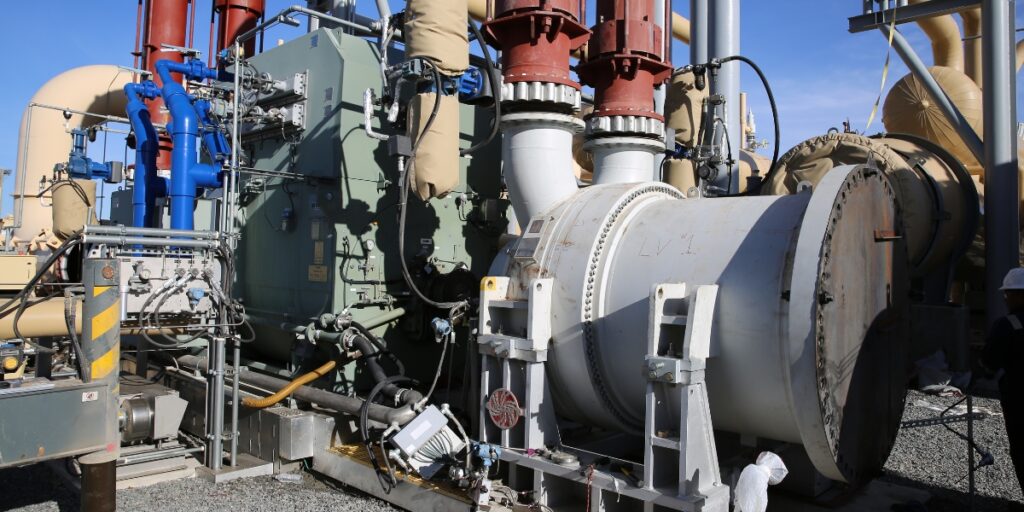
[0,255,36,291]
[391,405,447,458]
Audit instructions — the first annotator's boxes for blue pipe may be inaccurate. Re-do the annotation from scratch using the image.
[154,59,223,230]
[124,82,165,227]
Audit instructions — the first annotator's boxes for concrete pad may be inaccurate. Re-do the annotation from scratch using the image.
[195,453,273,483]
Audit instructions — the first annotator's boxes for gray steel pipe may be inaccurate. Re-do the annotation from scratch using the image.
[501,113,583,228]
[82,235,220,248]
[881,24,986,166]
[709,0,740,194]
[982,0,1020,326]
[85,225,220,239]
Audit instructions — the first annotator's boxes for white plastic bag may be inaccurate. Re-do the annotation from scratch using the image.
[733,451,788,512]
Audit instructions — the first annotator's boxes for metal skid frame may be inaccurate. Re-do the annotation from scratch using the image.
[477,277,729,511]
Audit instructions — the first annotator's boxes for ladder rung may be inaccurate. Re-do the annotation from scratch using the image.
[489,300,528,309]
[661,315,688,326]
[651,436,681,450]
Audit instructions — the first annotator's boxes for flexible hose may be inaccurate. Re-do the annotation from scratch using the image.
[242,360,337,408]
[716,55,780,195]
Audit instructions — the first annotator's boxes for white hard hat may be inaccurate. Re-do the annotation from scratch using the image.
[1000,268,1024,290]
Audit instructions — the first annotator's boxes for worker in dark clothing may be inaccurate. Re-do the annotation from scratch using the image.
[983,267,1024,499]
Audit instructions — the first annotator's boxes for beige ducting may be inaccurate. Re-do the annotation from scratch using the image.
[909,0,963,72]
[407,92,460,200]
[1018,39,1024,72]
[882,66,984,174]
[0,297,81,340]
[961,8,982,85]
[11,65,132,247]
[406,0,469,77]
[761,133,977,277]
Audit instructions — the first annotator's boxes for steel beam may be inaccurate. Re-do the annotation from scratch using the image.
[880,24,985,164]
[849,0,982,33]
[982,0,1020,326]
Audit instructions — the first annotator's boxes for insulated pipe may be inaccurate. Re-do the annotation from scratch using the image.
[12,66,132,244]
[501,113,584,227]
[141,0,190,171]
[124,82,166,228]
[154,60,223,230]
[0,297,82,340]
[908,0,964,72]
[214,0,265,55]
[961,8,983,86]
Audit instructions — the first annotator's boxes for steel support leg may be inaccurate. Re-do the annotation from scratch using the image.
[982,0,1020,326]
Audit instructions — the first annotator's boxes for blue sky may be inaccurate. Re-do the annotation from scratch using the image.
[0,1,1020,215]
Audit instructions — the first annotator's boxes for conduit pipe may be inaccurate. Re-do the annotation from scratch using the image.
[467,0,692,45]
[153,60,224,230]
[501,113,583,225]
[12,65,132,245]
[214,0,265,55]
[908,0,964,72]
[578,0,672,185]
[141,0,190,171]
[0,298,184,339]
[961,8,983,85]
[124,82,165,228]
[483,1,591,227]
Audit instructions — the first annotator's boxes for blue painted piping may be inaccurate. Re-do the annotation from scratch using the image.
[124,81,165,228]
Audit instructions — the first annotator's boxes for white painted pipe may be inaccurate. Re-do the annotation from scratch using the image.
[586,137,663,185]
[500,112,583,228]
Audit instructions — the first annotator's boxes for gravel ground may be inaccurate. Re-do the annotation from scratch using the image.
[0,465,398,512]
[3,388,1022,511]
[883,389,1023,511]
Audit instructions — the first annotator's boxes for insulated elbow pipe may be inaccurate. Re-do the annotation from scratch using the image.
[154,59,223,230]
[909,0,964,72]
[124,82,166,228]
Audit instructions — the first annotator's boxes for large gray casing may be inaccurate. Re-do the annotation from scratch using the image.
[494,165,909,483]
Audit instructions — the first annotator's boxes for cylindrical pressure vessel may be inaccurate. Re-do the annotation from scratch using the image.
[494,165,909,483]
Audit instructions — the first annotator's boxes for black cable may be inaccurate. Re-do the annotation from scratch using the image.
[397,58,468,312]
[459,20,501,157]
[717,55,780,194]
[359,374,414,494]
[351,321,405,376]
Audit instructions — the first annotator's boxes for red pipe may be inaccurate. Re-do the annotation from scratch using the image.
[140,0,190,170]
[214,0,265,56]
[482,0,591,90]
[577,0,672,120]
